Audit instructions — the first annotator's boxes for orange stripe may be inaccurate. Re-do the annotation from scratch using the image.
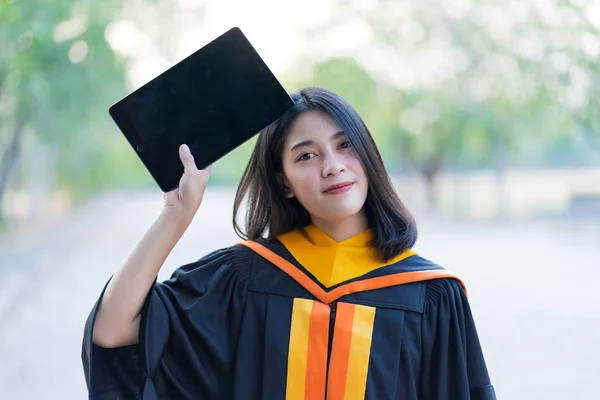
[286,298,313,400]
[344,305,376,400]
[327,270,469,302]
[239,241,328,303]
[326,303,355,399]
[304,301,330,399]
[238,241,468,303]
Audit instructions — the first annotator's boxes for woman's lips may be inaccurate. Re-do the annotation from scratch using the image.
[324,182,354,194]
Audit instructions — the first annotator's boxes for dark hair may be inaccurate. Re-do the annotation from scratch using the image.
[233,86,417,262]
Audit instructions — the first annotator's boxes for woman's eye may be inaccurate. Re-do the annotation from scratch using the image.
[298,153,314,161]
[340,140,352,149]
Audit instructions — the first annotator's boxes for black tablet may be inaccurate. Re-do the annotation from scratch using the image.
[108,27,295,192]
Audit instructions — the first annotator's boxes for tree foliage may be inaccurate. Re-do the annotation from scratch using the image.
[295,0,600,210]
[1,0,129,209]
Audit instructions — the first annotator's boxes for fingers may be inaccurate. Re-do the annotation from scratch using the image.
[179,144,198,174]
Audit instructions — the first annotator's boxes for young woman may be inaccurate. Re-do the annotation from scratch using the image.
[83,86,496,399]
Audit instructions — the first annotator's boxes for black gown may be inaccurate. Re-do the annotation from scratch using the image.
[82,238,496,399]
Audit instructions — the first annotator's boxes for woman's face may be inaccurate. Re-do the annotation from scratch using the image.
[281,109,369,225]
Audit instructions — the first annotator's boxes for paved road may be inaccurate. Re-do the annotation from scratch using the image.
[0,188,598,399]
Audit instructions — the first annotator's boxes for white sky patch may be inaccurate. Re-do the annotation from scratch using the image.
[105,0,596,94]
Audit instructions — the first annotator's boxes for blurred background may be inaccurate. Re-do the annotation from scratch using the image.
[0,0,599,398]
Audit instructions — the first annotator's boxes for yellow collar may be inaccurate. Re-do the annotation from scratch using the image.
[276,224,415,288]
[301,223,374,247]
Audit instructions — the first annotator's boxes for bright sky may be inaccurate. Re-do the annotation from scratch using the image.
[108,0,346,88]
[103,0,600,106]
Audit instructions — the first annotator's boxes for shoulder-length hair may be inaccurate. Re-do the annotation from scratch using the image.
[233,86,417,262]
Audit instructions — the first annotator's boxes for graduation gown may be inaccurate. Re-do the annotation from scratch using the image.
[82,226,496,399]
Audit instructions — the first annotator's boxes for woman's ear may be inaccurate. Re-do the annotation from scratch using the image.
[277,173,295,199]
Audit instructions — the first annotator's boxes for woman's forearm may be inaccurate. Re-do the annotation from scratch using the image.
[92,209,191,347]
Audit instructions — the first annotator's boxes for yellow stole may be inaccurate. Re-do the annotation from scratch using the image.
[276,224,416,288]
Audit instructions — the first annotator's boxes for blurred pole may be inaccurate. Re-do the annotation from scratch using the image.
[26,135,52,223]
[492,128,509,221]
[0,121,25,221]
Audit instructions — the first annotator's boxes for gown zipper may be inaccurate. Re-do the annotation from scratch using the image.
[324,302,337,398]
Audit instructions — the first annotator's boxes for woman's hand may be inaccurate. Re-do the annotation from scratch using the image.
[162,144,211,225]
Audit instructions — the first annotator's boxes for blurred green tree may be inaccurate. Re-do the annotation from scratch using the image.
[0,0,206,225]
[0,0,128,222]
[535,0,600,151]
[301,0,599,214]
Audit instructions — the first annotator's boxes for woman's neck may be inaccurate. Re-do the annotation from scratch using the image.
[310,211,368,242]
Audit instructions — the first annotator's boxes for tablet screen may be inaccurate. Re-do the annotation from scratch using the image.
[109,27,294,192]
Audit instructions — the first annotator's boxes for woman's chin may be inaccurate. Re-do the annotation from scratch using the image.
[311,205,365,222]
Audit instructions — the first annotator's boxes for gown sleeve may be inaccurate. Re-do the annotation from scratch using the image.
[419,278,497,400]
[81,245,252,400]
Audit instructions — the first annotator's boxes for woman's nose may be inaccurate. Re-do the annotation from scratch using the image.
[322,153,346,177]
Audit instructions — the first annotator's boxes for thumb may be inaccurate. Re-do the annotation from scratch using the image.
[179,144,198,174]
